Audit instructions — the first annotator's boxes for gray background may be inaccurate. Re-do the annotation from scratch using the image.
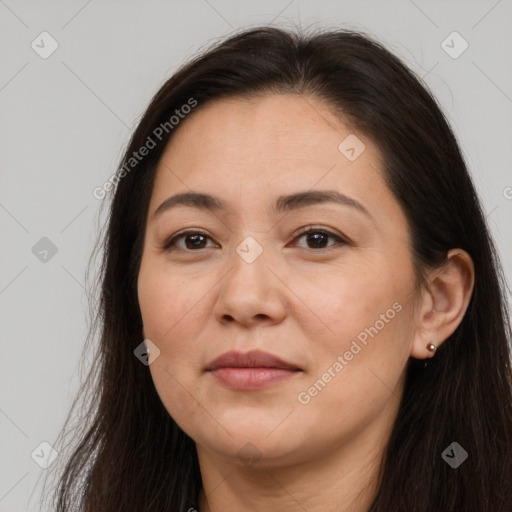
[1,0,511,509]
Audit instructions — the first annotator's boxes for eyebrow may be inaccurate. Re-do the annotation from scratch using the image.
[152,190,373,220]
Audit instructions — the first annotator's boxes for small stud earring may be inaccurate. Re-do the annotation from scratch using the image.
[426,343,437,353]
[424,343,437,369]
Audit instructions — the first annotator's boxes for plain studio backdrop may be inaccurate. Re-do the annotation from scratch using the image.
[0,1,511,510]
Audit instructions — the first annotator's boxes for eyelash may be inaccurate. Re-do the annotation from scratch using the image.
[162,226,349,252]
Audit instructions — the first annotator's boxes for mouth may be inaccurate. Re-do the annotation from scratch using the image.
[205,350,303,390]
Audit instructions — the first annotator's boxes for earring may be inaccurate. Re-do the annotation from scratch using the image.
[423,343,437,369]
[426,343,437,353]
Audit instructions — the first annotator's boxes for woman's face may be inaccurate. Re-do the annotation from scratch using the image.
[137,93,421,467]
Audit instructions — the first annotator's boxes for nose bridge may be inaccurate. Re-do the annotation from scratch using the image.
[235,234,267,266]
[215,232,285,324]
[228,233,272,292]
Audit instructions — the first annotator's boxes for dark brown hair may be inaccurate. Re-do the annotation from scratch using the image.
[39,26,512,511]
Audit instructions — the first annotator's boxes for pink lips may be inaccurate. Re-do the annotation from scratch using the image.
[205,350,302,390]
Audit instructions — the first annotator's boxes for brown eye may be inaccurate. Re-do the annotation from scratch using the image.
[163,231,217,251]
[293,227,347,250]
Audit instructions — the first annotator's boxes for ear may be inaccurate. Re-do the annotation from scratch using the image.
[410,249,475,359]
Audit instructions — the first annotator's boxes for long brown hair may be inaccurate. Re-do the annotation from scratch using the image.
[39,26,512,511]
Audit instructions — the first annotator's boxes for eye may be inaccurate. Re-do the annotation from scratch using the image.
[291,226,348,250]
[162,226,348,252]
[162,230,218,251]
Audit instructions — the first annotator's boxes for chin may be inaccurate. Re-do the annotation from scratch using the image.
[193,418,309,464]
[199,434,303,469]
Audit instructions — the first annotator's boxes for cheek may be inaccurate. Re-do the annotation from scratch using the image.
[291,254,408,348]
[294,301,411,443]
[138,267,206,433]
[137,264,208,416]
[138,260,209,343]
[294,257,412,410]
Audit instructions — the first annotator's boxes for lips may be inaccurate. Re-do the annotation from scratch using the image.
[206,349,301,371]
[205,350,302,390]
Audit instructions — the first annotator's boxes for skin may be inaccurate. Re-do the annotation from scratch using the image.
[137,93,474,511]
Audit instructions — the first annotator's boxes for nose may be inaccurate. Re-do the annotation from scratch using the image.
[213,241,288,328]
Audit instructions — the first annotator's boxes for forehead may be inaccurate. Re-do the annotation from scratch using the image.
[148,93,402,228]
[160,93,368,169]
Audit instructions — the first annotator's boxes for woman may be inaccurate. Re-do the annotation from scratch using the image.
[41,26,512,511]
